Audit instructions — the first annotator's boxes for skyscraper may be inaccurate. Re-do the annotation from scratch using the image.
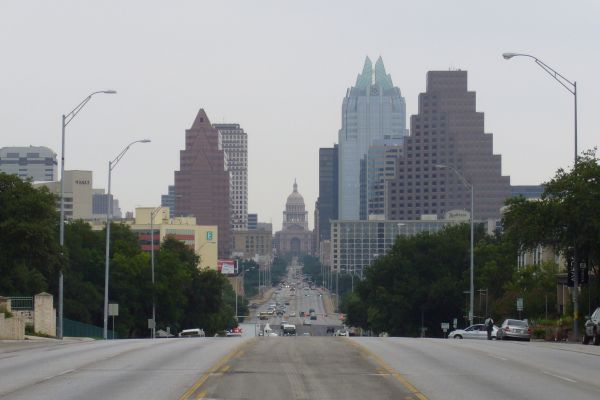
[364,139,403,219]
[0,146,57,181]
[174,109,231,258]
[385,71,510,220]
[338,56,408,220]
[213,123,248,231]
[160,185,176,217]
[317,145,338,242]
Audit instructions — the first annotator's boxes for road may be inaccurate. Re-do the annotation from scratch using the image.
[0,337,248,400]
[2,335,600,399]
[247,260,343,336]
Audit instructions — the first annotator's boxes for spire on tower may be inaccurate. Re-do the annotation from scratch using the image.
[355,56,373,88]
[374,56,394,90]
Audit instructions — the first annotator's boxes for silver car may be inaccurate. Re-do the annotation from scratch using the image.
[448,324,498,339]
[497,319,531,341]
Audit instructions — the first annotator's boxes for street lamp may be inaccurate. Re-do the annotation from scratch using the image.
[149,205,165,339]
[503,52,580,338]
[435,164,474,326]
[103,139,151,339]
[58,90,116,339]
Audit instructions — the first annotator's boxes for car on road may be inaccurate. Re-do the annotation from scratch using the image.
[303,319,312,326]
[448,324,499,339]
[334,329,349,337]
[290,311,296,317]
[497,319,531,341]
[583,307,600,345]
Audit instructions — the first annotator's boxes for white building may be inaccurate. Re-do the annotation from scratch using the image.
[34,170,93,220]
[0,146,57,182]
[214,123,248,230]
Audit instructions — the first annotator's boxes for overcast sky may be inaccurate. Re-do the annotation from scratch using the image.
[1,0,598,231]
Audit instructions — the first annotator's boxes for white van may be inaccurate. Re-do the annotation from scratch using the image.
[179,328,205,337]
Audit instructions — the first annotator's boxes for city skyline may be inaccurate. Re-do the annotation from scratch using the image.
[1,1,598,231]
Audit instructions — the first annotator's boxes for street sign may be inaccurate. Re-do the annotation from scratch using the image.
[453,318,458,328]
[516,298,523,311]
[441,322,450,332]
[148,319,155,329]
[108,303,119,316]
[206,231,213,241]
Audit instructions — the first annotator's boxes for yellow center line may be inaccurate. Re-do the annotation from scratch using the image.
[219,364,231,373]
[194,390,206,400]
[346,339,430,400]
[178,338,256,400]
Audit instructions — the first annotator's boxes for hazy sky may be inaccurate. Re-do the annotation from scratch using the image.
[1,1,598,231]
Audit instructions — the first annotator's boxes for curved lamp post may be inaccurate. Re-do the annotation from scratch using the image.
[58,90,116,339]
[103,139,151,339]
[435,164,474,326]
[503,52,579,338]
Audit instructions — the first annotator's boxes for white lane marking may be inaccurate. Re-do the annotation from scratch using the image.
[487,354,507,361]
[542,371,577,383]
[42,369,75,381]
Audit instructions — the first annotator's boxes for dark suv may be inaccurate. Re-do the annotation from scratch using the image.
[583,307,600,345]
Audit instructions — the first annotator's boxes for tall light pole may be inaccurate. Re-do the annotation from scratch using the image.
[503,52,579,338]
[435,164,474,325]
[149,205,164,339]
[58,90,116,339]
[103,139,151,340]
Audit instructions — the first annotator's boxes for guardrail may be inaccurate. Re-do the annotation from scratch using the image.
[8,297,33,310]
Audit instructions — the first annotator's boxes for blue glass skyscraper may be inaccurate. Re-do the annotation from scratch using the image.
[338,56,407,220]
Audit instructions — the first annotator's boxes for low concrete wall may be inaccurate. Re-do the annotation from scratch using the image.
[0,313,25,340]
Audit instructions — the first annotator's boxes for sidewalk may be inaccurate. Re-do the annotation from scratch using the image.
[249,287,276,306]
[320,288,335,315]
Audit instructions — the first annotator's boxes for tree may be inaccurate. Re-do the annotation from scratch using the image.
[0,173,63,295]
[503,149,600,306]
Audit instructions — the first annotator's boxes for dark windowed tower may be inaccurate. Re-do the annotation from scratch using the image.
[386,71,510,220]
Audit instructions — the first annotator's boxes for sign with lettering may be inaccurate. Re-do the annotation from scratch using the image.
[75,180,90,185]
[206,231,213,241]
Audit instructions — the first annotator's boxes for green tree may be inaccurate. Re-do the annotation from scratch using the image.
[503,149,600,306]
[0,173,63,295]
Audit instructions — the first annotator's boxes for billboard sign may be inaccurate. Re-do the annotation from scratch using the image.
[218,259,236,275]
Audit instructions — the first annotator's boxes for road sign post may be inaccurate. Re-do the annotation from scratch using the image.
[516,297,524,319]
[441,322,450,338]
[108,303,119,340]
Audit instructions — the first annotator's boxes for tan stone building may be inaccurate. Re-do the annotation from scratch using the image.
[232,224,273,260]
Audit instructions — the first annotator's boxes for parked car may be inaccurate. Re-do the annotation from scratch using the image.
[583,307,600,345]
[497,319,531,341]
[448,324,499,339]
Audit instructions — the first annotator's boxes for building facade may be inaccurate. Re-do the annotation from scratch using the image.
[214,123,248,231]
[364,139,403,219]
[174,109,231,258]
[275,180,313,255]
[317,145,338,243]
[247,213,258,230]
[385,71,511,221]
[131,207,218,270]
[161,185,176,217]
[34,170,93,220]
[92,189,122,219]
[338,56,408,220]
[331,215,467,275]
[0,146,57,182]
[232,224,273,260]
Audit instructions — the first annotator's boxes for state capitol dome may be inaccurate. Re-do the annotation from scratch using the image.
[286,180,305,208]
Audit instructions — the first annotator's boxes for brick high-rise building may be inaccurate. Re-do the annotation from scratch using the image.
[174,109,231,258]
[385,71,510,221]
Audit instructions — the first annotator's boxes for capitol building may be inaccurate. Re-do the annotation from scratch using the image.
[274,180,314,255]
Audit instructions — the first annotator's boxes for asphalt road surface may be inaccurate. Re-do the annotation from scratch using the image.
[0,337,248,400]
[3,336,600,399]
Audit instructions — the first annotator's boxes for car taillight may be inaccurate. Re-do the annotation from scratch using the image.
[527,327,532,334]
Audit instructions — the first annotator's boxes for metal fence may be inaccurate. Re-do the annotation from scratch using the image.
[8,297,33,310]
[63,318,118,339]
